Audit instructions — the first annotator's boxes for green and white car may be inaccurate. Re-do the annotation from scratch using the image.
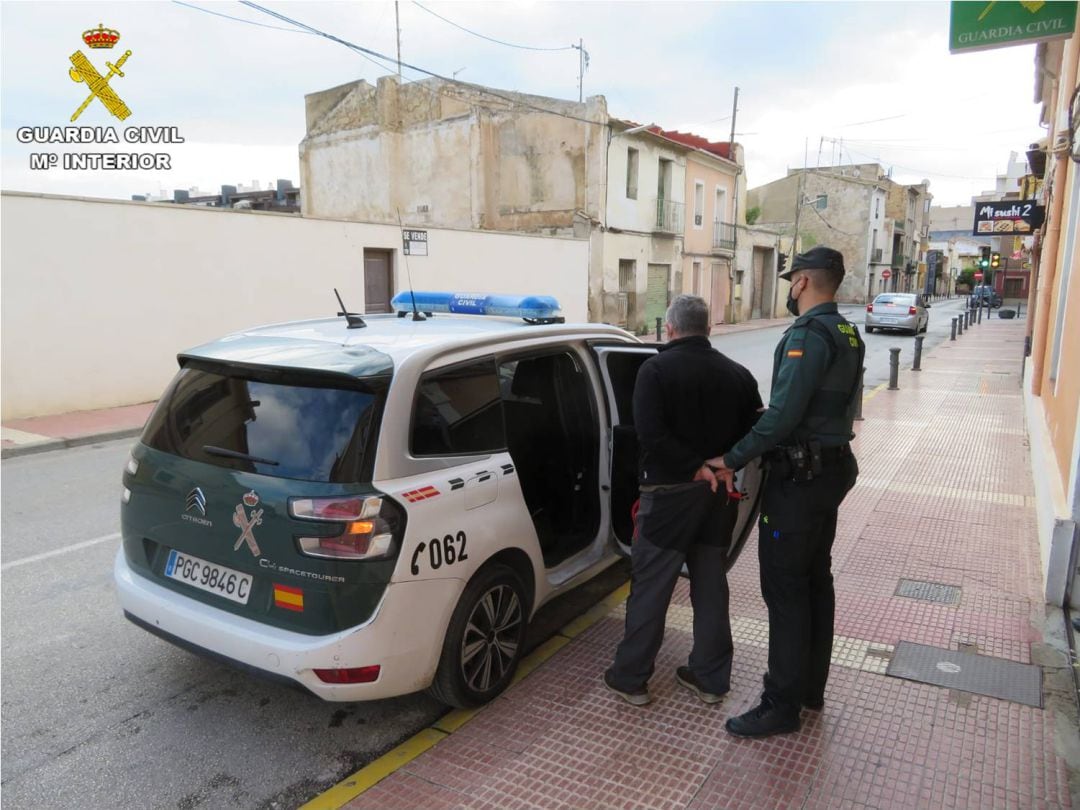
[115,292,761,708]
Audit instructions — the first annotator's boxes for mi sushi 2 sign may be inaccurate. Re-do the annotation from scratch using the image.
[950,1,1076,53]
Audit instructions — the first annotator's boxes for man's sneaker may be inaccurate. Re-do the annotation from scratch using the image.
[725,698,801,738]
[603,669,651,706]
[675,667,728,704]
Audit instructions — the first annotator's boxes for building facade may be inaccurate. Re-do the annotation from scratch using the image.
[300,76,755,332]
[1025,29,1080,608]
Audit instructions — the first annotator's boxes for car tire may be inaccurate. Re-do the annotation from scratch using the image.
[865,325,874,334]
[428,563,528,708]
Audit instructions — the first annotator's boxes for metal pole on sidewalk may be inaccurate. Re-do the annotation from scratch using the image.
[655,317,662,342]
[958,312,964,335]
[977,303,982,324]
[854,366,866,421]
[950,317,957,341]
[913,335,924,370]
[888,347,900,390]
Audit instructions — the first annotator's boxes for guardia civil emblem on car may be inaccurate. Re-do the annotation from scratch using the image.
[115,289,763,708]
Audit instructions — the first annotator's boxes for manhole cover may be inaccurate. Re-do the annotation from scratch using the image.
[895,579,961,605]
[887,641,1042,707]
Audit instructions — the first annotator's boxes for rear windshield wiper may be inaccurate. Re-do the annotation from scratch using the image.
[202,445,280,466]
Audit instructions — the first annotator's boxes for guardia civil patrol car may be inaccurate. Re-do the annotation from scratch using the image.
[115,292,761,708]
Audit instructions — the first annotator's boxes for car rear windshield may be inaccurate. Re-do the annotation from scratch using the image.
[142,366,386,483]
[875,294,913,304]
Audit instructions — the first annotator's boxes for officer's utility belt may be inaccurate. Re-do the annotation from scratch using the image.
[765,441,851,482]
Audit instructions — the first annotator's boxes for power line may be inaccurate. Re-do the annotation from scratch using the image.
[171,1,312,33]
[238,2,604,127]
[411,1,575,51]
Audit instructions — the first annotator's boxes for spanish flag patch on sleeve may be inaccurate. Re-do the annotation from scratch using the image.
[787,349,804,358]
[273,583,304,612]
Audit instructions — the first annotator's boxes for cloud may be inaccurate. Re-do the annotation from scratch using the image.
[0,1,1048,207]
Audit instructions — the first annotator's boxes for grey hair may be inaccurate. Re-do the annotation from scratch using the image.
[665,294,710,336]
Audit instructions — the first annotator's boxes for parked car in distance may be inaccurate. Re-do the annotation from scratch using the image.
[864,292,930,335]
[969,285,1003,308]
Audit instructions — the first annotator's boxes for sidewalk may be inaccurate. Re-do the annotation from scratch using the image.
[314,318,1077,810]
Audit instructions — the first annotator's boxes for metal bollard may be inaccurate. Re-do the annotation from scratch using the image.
[964,310,970,329]
[854,366,866,421]
[958,312,964,335]
[655,316,662,342]
[888,347,901,390]
[950,316,957,341]
[977,304,982,324]
[913,335,924,370]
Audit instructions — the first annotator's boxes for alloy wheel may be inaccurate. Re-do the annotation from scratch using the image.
[460,584,523,692]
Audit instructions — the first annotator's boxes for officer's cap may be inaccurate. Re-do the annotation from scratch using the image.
[780,246,846,281]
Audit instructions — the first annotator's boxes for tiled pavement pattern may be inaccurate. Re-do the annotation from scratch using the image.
[342,320,1071,810]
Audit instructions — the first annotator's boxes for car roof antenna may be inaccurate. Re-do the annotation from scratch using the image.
[396,207,426,321]
[333,288,367,329]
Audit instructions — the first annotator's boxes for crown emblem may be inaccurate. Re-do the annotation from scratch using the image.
[242,490,260,508]
[83,23,120,49]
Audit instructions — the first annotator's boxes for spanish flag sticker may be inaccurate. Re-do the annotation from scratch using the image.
[787,349,804,358]
[273,583,304,612]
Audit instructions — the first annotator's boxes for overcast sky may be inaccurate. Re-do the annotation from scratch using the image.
[0,1,1047,207]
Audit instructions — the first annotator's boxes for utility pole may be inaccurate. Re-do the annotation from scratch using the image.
[573,39,589,102]
[395,1,402,79]
[728,86,739,155]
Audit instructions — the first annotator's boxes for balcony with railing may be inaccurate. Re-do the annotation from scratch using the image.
[654,198,683,234]
[871,247,883,264]
[712,220,736,252]
[892,253,907,270]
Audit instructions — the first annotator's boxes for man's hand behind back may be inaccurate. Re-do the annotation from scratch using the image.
[705,457,736,494]
[693,464,719,493]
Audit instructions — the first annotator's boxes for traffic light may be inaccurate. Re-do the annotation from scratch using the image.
[979,257,990,270]
[777,253,788,275]
[990,252,1000,269]
[979,246,990,270]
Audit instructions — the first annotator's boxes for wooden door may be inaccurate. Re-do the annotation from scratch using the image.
[363,249,392,313]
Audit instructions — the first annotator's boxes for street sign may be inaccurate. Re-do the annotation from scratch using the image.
[974,272,984,281]
[950,1,1077,54]
[402,229,428,256]
[882,269,892,280]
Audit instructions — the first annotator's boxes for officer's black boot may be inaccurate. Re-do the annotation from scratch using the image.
[724,695,801,738]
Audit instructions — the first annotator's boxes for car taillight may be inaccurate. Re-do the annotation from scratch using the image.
[289,494,402,560]
[909,306,917,315]
[866,304,873,312]
[313,665,381,684]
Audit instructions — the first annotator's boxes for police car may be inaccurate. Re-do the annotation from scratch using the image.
[115,292,761,708]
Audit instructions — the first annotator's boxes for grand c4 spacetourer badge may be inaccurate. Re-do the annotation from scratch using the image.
[233,490,263,557]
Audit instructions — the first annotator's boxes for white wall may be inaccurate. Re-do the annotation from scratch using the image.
[606,133,687,232]
[0,192,588,419]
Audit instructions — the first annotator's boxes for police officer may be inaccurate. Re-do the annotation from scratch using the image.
[708,246,864,738]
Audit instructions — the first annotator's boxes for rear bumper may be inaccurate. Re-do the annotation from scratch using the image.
[114,549,461,701]
[867,313,917,330]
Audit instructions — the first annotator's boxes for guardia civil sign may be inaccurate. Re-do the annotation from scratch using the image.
[950,1,1077,53]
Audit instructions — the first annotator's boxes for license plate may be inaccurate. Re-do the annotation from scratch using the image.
[880,317,898,323]
[165,549,253,605]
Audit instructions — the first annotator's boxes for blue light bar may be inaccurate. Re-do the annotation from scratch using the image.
[390,291,564,323]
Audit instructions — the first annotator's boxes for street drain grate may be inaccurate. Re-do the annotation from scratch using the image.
[886,641,1042,707]
[895,578,961,605]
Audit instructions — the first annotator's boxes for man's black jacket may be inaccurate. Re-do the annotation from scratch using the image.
[634,335,762,485]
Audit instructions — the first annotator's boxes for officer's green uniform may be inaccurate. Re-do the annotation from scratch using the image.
[724,259,864,727]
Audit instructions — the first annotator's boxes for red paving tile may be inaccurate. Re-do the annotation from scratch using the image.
[3,401,154,441]
[341,321,1073,810]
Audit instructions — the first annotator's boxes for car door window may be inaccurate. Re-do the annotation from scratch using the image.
[411,358,505,456]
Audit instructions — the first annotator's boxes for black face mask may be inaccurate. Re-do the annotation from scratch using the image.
[786,283,800,316]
